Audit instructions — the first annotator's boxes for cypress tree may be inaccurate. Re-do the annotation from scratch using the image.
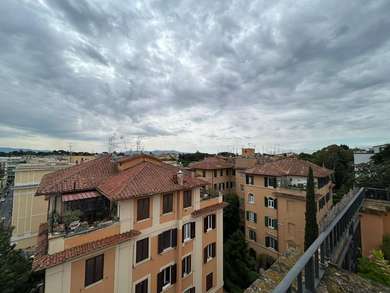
[304,166,318,250]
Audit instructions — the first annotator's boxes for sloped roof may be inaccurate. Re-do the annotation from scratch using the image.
[36,155,116,195]
[98,161,207,200]
[245,158,332,177]
[32,230,140,271]
[188,156,234,170]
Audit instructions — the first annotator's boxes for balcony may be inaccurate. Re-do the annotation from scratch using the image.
[200,188,221,201]
[48,192,118,238]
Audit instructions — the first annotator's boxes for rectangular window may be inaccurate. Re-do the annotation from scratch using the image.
[246,175,254,185]
[136,238,149,263]
[182,222,195,241]
[214,170,217,177]
[85,254,104,287]
[222,182,225,190]
[265,236,278,251]
[264,216,278,230]
[214,183,217,191]
[206,273,213,291]
[202,170,206,177]
[204,214,216,232]
[204,243,216,263]
[249,229,256,241]
[183,190,192,208]
[220,169,223,176]
[157,264,176,291]
[162,193,173,214]
[232,169,236,175]
[264,197,278,209]
[158,229,177,253]
[240,184,244,191]
[182,255,192,277]
[264,176,277,188]
[226,169,230,176]
[248,193,255,204]
[246,211,257,223]
[137,198,150,221]
[135,278,148,293]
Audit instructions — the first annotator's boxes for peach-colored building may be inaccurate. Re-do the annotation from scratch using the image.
[243,158,333,258]
[360,199,390,257]
[33,154,225,293]
[188,156,235,196]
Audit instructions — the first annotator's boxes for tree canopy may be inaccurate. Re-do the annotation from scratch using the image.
[223,193,241,240]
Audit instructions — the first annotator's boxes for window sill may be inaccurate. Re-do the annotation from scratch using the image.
[85,278,104,289]
[134,257,150,267]
[161,211,174,216]
[160,247,175,255]
[136,218,150,223]
[183,238,192,244]
[182,272,192,280]
[162,283,173,291]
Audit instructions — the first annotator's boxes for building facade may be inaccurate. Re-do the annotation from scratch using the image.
[11,161,71,250]
[33,154,225,293]
[243,158,334,258]
[188,156,235,196]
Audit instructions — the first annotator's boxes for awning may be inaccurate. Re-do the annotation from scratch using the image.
[62,191,101,202]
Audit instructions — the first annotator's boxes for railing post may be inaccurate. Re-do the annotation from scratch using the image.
[320,242,325,264]
[305,257,315,292]
[297,272,303,293]
[315,250,320,278]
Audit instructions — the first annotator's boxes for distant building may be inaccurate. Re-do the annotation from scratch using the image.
[11,160,71,250]
[241,148,256,158]
[243,158,334,258]
[68,155,96,165]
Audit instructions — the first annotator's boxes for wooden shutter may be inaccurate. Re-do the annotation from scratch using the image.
[264,177,268,187]
[212,214,216,229]
[85,258,94,286]
[158,233,163,253]
[246,211,249,221]
[182,225,185,243]
[264,216,268,227]
[265,236,270,247]
[182,258,185,277]
[191,222,195,239]
[157,271,163,293]
[212,243,216,257]
[95,254,104,282]
[190,287,195,293]
[204,217,208,232]
[274,198,278,209]
[275,239,279,251]
[273,219,278,230]
[172,229,177,247]
[171,264,177,284]
[264,196,268,207]
[254,213,257,223]
[203,247,207,263]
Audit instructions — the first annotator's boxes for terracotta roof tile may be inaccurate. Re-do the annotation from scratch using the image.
[245,158,333,178]
[189,157,234,170]
[32,230,140,271]
[191,202,228,217]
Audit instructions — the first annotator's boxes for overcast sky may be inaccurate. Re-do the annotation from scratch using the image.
[0,0,389,153]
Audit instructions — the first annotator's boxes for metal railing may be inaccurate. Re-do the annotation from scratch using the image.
[272,188,366,293]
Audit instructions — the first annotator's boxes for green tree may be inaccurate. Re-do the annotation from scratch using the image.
[223,193,241,240]
[304,167,318,249]
[358,250,390,286]
[0,223,39,293]
[224,231,258,293]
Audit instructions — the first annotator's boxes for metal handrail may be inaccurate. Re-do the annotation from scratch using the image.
[272,187,365,293]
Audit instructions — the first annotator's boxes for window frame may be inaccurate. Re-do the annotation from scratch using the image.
[84,254,104,287]
[248,193,255,204]
[137,198,150,221]
[183,190,192,208]
[249,229,256,241]
[134,277,149,293]
[206,272,213,291]
[183,223,191,241]
[135,237,149,264]
[182,254,192,277]
[162,193,173,214]
[206,215,214,231]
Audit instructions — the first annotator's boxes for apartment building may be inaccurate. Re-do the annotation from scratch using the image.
[11,160,71,250]
[32,154,225,293]
[188,156,235,196]
[243,158,333,258]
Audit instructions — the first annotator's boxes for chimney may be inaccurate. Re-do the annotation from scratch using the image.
[177,170,184,185]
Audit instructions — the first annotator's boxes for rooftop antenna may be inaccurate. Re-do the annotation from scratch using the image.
[136,136,144,153]
[68,143,73,163]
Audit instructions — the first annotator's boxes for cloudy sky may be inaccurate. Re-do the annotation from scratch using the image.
[0,0,389,153]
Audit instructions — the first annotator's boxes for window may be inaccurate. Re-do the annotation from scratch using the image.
[222,182,225,190]
[248,193,255,204]
[85,254,104,287]
[240,184,244,191]
[226,169,230,176]
[220,169,223,176]
[158,229,177,253]
[265,236,278,251]
[157,264,176,292]
[206,273,213,291]
[182,255,191,276]
[203,243,216,263]
[163,193,173,214]
[135,279,148,293]
[226,181,229,189]
[264,196,277,209]
[218,183,222,191]
[232,169,236,176]
[137,198,150,221]
[214,170,217,177]
[246,211,257,223]
[183,190,192,208]
[182,222,195,242]
[246,175,254,185]
[136,238,149,263]
[184,287,195,293]
[202,170,206,177]
[264,216,278,230]
[264,176,277,188]
[249,229,256,241]
[204,214,216,232]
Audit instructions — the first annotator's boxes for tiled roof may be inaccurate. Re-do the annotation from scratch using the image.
[191,202,228,217]
[32,230,140,271]
[188,156,234,170]
[36,155,116,195]
[98,161,207,200]
[245,158,333,178]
